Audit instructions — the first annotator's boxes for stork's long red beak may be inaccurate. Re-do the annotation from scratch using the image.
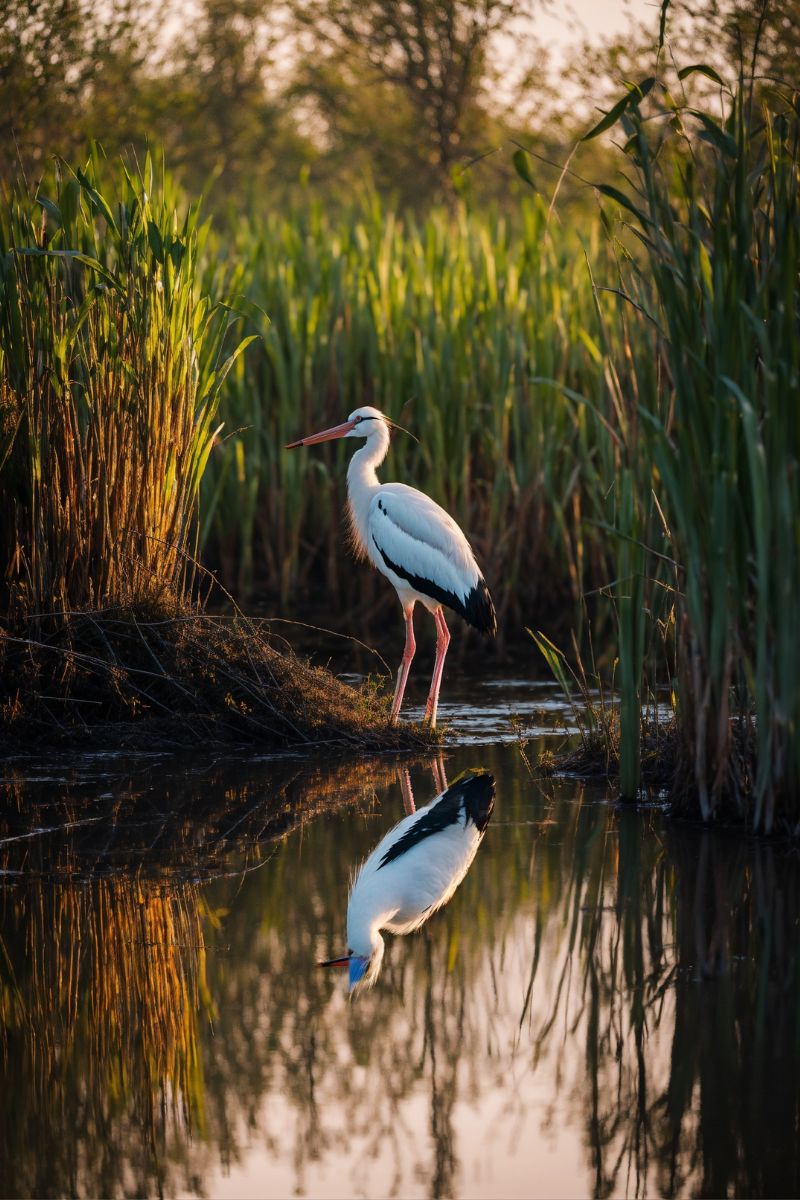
[317,955,351,968]
[285,419,357,449]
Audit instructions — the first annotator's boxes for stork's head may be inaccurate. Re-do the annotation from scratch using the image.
[286,407,420,451]
[285,406,390,448]
[317,933,385,995]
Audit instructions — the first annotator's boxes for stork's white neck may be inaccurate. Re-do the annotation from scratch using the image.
[346,422,390,557]
[347,907,390,963]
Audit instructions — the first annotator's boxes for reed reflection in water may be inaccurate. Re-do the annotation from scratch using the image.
[0,877,205,1198]
[0,743,799,1197]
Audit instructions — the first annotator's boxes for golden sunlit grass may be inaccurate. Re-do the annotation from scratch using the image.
[202,194,617,630]
[0,153,245,619]
[0,153,432,751]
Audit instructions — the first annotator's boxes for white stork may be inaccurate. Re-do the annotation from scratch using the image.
[318,769,495,990]
[286,406,496,727]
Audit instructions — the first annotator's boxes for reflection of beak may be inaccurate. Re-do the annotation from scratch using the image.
[317,955,351,968]
[286,418,357,449]
[348,956,369,990]
[317,953,370,991]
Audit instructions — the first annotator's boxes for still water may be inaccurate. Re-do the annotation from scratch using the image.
[1,677,799,1198]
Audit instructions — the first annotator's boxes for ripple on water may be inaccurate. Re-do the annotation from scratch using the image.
[406,678,582,744]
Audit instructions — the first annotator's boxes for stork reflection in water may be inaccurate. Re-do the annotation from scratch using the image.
[286,407,496,727]
[319,769,495,991]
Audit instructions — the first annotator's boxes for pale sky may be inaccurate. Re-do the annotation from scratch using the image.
[539,0,661,55]
[490,0,662,123]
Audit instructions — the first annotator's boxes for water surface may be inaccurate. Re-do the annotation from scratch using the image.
[1,678,798,1198]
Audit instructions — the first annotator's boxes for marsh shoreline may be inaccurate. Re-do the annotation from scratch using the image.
[0,606,434,756]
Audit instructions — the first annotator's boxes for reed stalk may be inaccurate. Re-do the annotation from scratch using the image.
[0,150,251,622]
[584,69,800,826]
[201,196,621,630]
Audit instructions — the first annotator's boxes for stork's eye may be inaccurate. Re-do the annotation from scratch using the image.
[353,415,363,424]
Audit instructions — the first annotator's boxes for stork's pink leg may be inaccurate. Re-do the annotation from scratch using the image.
[390,605,416,725]
[423,608,451,729]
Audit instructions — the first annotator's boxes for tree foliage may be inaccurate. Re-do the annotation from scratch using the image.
[294,0,529,189]
[1,0,797,206]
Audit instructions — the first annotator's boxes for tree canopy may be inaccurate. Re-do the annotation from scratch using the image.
[1,0,794,208]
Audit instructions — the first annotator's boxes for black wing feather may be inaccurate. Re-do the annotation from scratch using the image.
[372,498,497,636]
[378,772,495,870]
[374,538,496,635]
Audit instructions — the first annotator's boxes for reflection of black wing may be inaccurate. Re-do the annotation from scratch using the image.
[378,772,494,871]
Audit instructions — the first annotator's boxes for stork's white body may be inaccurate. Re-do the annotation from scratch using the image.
[346,423,487,620]
[287,406,496,726]
[341,770,495,990]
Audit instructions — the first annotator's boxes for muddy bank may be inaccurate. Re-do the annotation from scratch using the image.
[0,607,434,754]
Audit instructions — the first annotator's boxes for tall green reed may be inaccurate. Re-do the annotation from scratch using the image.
[202,196,620,631]
[0,151,251,621]
[586,74,800,826]
[521,217,672,799]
